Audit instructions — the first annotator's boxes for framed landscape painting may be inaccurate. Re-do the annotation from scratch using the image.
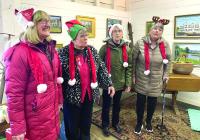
[173,43,200,66]
[106,18,122,37]
[76,15,96,38]
[50,15,62,33]
[174,14,200,38]
[145,21,154,35]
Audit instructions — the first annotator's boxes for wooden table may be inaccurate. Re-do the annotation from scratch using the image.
[166,73,200,114]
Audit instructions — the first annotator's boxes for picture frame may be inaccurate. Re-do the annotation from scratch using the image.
[145,21,154,35]
[76,15,96,38]
[173,43,200,66]
[174,14,200,38]
[106,18,122,37]
[50,15,62,33]
[56,44,63,49]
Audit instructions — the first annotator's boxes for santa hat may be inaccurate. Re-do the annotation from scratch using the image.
[65,19,85,40]
[68,41,98,89]
[15,8,34,31]
[109,24,123,38]
[144,42,168,75]
[151,16,170,30]
[106,43,128,77]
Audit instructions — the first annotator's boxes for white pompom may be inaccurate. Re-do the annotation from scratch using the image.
[144,70,150,75]
[108,74,112,77]
[91,82,98,89]
[37,84,47,93]
[123,62,128,67]
[68,78,76,86]
[57,77,64,84]
[163,59,168,64]
[27,21,34,27]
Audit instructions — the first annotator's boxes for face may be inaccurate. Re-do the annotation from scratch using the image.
[73,29,88,49]
[111,26,123,43]
[36,19,51,41]
[149,26,163,41]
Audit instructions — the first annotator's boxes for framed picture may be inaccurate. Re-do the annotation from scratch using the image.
[174,14,200,38]
[173,43,200,66]
[106,18,122,37]
[56,44,63,49]
[76,15,96,38]
[145,21,154,35]
[50,15,62,33]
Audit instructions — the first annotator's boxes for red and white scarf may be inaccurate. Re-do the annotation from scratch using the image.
[144,41,168,75]
[68,41,98,89]
[106,43,128,77]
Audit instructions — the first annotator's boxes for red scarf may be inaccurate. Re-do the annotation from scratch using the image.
[68,41,97,89]
[144,41,168,75]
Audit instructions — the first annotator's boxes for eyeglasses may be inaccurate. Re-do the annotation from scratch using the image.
[38,20,50,26]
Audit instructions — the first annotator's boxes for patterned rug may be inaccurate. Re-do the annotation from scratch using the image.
[92,95,200,140]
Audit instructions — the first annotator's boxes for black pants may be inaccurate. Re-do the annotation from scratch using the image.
[101,90,123,128]
[63,94,93,140]
[136,93,157,125]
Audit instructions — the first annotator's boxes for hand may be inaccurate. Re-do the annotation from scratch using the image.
[108,86,115,98]
[12,133,25,140]
[163,74,169,83]
[124,86,131,93]
[58,104,63,111]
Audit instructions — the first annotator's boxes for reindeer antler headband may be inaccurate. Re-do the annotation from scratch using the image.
[152,16,170,25]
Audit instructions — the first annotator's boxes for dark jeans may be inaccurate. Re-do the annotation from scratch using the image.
[101,90,123,128]
[63,94,93,140]
[136,93,157,125]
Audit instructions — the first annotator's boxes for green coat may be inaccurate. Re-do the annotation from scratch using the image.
[99,38,133,91]
[133,36,171,97]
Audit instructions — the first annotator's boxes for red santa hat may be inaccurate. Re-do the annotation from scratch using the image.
[15,8,34,31]
[144,42,168,75]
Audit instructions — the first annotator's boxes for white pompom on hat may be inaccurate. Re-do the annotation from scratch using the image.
[15,8,34,31]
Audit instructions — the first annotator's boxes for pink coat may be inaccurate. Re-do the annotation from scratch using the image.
[3,41,63,140]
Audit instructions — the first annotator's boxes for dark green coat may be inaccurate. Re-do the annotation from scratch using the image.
[99,38,133,91]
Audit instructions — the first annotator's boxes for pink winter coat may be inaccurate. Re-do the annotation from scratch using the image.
[3,40,63,140]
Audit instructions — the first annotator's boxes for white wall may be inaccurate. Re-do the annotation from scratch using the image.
[130,0,200,107]
[0,0,131,51]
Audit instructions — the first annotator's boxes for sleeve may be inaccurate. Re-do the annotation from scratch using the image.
[56,52,63,105]
[164,41,172,75]
[98,45,106,61]
[132,41,140,77]
[94,48,112,89]
[4,46,28,136]
[125,45,133,87]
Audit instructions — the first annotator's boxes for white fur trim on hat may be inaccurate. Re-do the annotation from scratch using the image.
[163,59,168,64]
[27,21,34,27]
[91,82,98,89]
[144,70,150,75]
[68,78,76,86]
[123,62,128,67]
[57,77,64,84]
[37,84,47,93]
[109,24,123,37]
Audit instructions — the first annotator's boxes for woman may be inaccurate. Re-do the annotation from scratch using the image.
[99,24,132,136]
[3,9,63,140]
[132,16,171,135]
[59,19,115,140]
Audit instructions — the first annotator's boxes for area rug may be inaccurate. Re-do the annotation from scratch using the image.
[92,95,200,140]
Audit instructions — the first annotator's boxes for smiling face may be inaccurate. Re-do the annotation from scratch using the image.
[36,19,51,41]
[149,26,163,41]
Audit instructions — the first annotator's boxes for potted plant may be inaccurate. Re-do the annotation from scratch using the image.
[172,54,193,75]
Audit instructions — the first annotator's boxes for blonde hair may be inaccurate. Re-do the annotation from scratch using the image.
[21,10,51,44]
